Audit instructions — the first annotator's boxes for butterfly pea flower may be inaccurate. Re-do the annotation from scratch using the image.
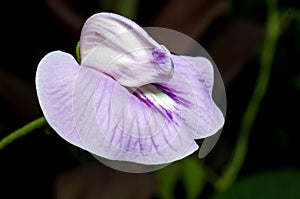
[36,12,224,166]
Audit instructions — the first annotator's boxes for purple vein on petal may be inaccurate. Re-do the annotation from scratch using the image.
[132,88,173,123]
[75,83,95,132]
[106,104,114,142]
[138,126,143,154]
[125,121,134,152]
[131,85,185,125]
[121,106,131,152]
[153,83,192,108]
[162,123,178,152]
[114,108,127,157]
[95,79,107,111]
[132,90,154,108]
[113,130,123,158]
[107,111,121,149]
[152,114,162,152]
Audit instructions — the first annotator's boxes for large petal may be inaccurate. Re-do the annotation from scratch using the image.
[80,12,174,87]
[72,66,198,165]
[36,51,84,148]
[35,51,197,165]
[36,52,223,165]
[71,56,223,165]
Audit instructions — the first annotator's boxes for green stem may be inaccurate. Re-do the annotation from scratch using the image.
[76,41,81,64]
[214,0,280,191]
[0,117,47,151]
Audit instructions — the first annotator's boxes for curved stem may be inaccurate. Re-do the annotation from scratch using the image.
[0,117,46,151]
[214,0,280,191]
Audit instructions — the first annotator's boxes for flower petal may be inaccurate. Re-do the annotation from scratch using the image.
[169,54,225,139]
[35,51,199,165]
[80,12,156,58]
[36,51,84,148]
[36,51,223,165]
[71,55,223,165]
[80,12,174,87]
[72,66,198,165]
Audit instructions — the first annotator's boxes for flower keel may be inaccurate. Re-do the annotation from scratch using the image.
[80,13,174,87]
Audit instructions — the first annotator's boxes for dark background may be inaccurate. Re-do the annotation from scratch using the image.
[0,0,299,198]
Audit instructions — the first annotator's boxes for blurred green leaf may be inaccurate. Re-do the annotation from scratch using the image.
[292,74,300,91]
[156,162,181,199]
[182,157,206,199]
[156,157,208,199]
[99,0,139,20]
[66,144,95,162]
[210,169,300,199]
[114,0,139,20]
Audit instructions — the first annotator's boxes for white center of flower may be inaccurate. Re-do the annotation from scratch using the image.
[140,85,175,111]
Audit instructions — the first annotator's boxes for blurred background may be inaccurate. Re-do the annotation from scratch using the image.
[0,0,299,198]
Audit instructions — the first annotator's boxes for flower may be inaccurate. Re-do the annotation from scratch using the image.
[36,12,224,166]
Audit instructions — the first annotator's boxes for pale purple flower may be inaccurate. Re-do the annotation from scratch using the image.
[36,13,224,166]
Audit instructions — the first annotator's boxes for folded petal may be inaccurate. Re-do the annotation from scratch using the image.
[80,12,174,87]
[169,55,225,139]
[72,66,198,165]
[80,12,157,58]
[71,55,223,165]
[36,51,84,148]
